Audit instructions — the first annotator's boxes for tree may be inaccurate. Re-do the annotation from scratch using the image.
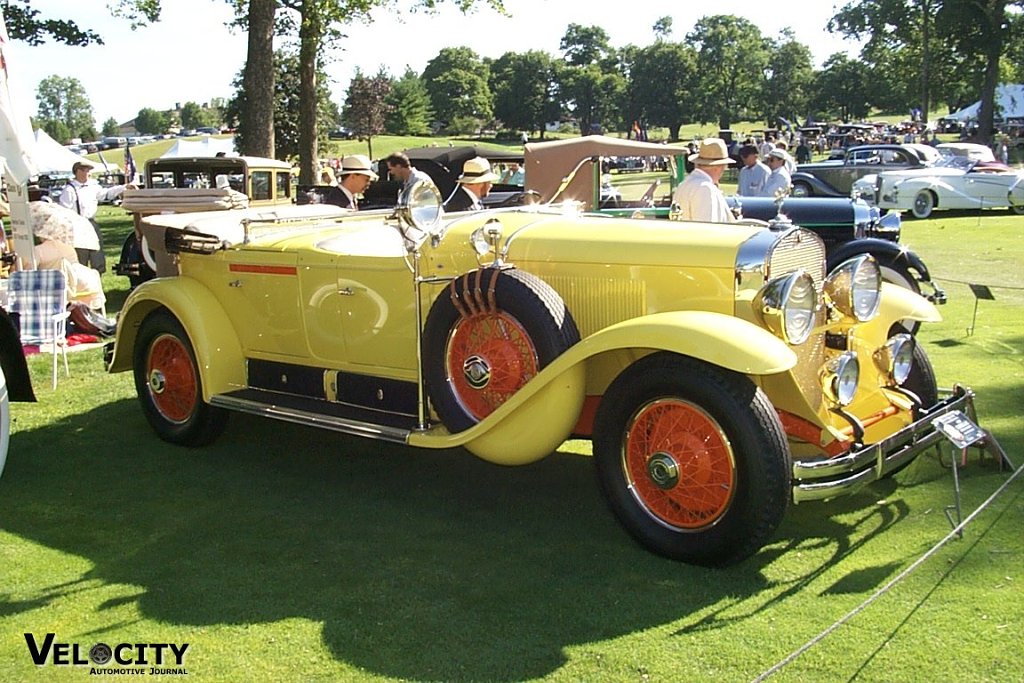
[135,107,171,135]
[811,53,872,121]
[556,24,625,134]
[760,30,814,127]
[686,15,770,129]
[1,0,103,45]
[626,41,696,141]
[35,75,95,142]
[653,16,673,40]
[560,23,612,66]
[422,46,493,131]
[101,118,120,137]
[829,0,1024,139]
[490,50,560,138]
[239,0,277,157]
[226,50,337,161]
[343,69,392,158]
[179,102,209,129]
[385,68,433,136]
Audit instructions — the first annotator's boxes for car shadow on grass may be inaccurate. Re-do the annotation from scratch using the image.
[0,398,934,681]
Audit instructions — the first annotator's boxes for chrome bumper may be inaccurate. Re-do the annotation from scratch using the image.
[792,385,976,502]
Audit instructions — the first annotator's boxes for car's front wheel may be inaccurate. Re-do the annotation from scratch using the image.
[790,180,812,197]
[911,190,935,219]
[593,353,790,567]
[133,311,228,446]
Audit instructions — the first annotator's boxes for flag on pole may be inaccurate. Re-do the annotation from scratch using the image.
[124,142,137,184]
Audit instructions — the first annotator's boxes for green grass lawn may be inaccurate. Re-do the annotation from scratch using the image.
[1,207,1021,681]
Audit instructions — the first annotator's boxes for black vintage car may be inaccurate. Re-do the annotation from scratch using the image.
[299,145,526,210]
[790,143,941,197]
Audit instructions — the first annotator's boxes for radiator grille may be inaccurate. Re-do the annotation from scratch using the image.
[765,228,827,291]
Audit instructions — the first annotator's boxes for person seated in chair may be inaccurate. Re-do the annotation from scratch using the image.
[443,157,498,212]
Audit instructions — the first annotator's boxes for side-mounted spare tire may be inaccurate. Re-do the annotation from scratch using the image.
[423,268,580,433]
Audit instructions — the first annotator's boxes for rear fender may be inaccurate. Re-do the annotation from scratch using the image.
[107,278,246,400]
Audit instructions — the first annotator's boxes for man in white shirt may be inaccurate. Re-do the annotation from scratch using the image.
[737,145,770,196]
[57,161,130,272]
[671,138,736,223]
[760,149,793,199]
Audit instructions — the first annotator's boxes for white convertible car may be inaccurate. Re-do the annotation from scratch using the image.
[853,146,1024,218]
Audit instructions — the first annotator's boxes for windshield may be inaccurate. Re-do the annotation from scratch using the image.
[935,156,976,171]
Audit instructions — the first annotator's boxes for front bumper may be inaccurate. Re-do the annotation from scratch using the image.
[792,385,976,502]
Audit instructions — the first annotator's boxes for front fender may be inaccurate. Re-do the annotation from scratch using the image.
[107,277,246,400]
[408,311,797,465]
[861,282,942,338]
[792,172,844,197]
[827,238,933,283]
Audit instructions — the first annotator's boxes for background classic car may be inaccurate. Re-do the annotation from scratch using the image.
[790,143,941,197]
[106,185,977,567]
[852,153,1024,218]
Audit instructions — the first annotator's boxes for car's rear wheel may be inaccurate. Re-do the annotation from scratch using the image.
[911,190,935,219]
[118,233,156,288]
[423,268,579,433]
[133,311,228,446]
[593,353,790,567]
[790,180,812,197]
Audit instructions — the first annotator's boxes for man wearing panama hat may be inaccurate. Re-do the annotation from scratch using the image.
[443,156,498,212]
[324,154,378,209]
[670,138,736,223]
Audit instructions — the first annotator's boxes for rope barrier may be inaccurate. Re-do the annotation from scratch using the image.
[752,462,1024,683]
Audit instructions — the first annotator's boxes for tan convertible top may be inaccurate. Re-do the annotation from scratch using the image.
[524,135,685,206]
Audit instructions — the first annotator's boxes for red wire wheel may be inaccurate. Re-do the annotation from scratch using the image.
[145,333,199,424]
[133,312,228,446]
[445,311,539,421]
[622,398,736,530]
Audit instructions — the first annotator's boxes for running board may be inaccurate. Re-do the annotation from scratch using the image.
[210,390,416,444]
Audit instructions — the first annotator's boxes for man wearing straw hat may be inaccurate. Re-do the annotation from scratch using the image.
[443,156,499,212]
[324,154,378,209]
[57,160,131,272]
[671,138,736,223]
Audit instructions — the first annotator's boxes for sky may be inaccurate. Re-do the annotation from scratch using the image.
[7,0,860,131]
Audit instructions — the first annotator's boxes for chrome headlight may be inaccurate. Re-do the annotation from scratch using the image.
[470,218,504,264]
[755,270,818,345]
[875,333,915,386]
[822,352,860,406]
[825,254,881,322]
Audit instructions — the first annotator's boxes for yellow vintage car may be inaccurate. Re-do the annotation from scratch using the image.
[107,183,976,566]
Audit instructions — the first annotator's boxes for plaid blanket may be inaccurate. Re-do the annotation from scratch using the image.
[8,270,68,345]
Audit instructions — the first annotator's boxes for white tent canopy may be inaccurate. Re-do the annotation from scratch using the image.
[33,128,119,175]
[941,84,1024,122]
[160,136,236,158]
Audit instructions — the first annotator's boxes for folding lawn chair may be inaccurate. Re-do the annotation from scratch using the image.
[8,270,70,389]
